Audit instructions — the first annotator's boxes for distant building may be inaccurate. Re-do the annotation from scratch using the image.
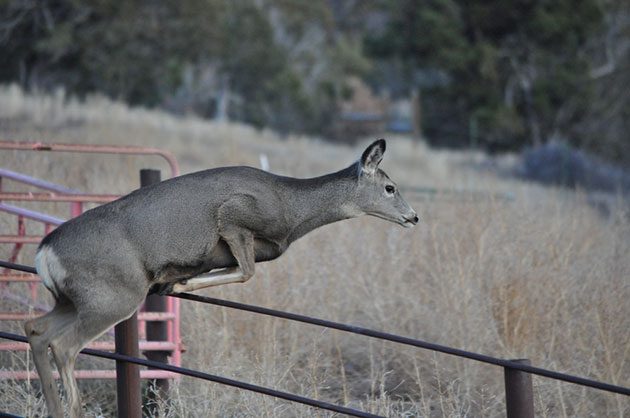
[333,77,421,143]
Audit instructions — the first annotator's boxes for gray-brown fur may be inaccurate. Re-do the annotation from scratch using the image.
[25,139,418,417]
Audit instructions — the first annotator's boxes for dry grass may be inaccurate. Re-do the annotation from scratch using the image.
[0,85,628,417]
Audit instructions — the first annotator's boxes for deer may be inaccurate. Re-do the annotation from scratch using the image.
[24,139,418,417]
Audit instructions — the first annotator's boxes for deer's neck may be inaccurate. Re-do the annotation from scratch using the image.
[285,164,360,243]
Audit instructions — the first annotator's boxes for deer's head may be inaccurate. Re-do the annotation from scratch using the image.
[354,139,419,228]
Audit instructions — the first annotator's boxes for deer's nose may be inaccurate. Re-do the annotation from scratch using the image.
[406,212,419,225]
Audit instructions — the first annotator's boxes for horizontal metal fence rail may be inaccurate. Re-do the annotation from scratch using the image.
[172,293,630,396]
[0,331,382,418]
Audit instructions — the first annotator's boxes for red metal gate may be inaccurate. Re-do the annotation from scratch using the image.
[0,141,182,380]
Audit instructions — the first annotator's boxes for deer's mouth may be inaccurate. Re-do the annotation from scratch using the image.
[368,211,419,227]
[401,215,419,228]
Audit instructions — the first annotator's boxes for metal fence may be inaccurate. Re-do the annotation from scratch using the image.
[0,259,628,418]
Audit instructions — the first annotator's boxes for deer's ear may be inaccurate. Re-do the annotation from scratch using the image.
[360,139,386,175]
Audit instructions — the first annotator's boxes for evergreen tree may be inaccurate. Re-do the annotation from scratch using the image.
[366,0,603,152]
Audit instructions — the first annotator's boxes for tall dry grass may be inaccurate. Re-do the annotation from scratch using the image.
[0,85,628,417]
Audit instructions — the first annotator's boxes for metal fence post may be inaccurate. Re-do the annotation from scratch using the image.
[504,359,535,418]
[115,312,141,418]
[114,170,160,418]
[139,169,170,413]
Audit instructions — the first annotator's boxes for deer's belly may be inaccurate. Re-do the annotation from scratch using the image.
[204,237,286,267]
[151,237,286,285]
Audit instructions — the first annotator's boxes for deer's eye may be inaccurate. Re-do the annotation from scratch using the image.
[385,185,395,194]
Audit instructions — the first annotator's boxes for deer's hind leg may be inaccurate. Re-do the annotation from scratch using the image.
[48,273,149,418]
[24,299,77,418]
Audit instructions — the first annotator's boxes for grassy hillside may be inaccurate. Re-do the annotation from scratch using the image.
[0,85,628,417]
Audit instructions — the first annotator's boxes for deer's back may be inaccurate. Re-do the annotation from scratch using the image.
[39,166,291,279]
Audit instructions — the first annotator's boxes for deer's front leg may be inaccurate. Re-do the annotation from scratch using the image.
[172,227,255,294]
[171,267,244,293]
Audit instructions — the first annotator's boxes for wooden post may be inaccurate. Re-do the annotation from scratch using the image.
[504,359,535,418]
[139,169,170,413]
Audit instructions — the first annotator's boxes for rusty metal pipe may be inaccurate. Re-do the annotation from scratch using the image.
[0,141,180,177]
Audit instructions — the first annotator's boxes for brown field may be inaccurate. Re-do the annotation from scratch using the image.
[0,85,628,417]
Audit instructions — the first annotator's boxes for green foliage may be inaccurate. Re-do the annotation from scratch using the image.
[0,0,368,134]
[366,0,468,71]
[366,0,604,153]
